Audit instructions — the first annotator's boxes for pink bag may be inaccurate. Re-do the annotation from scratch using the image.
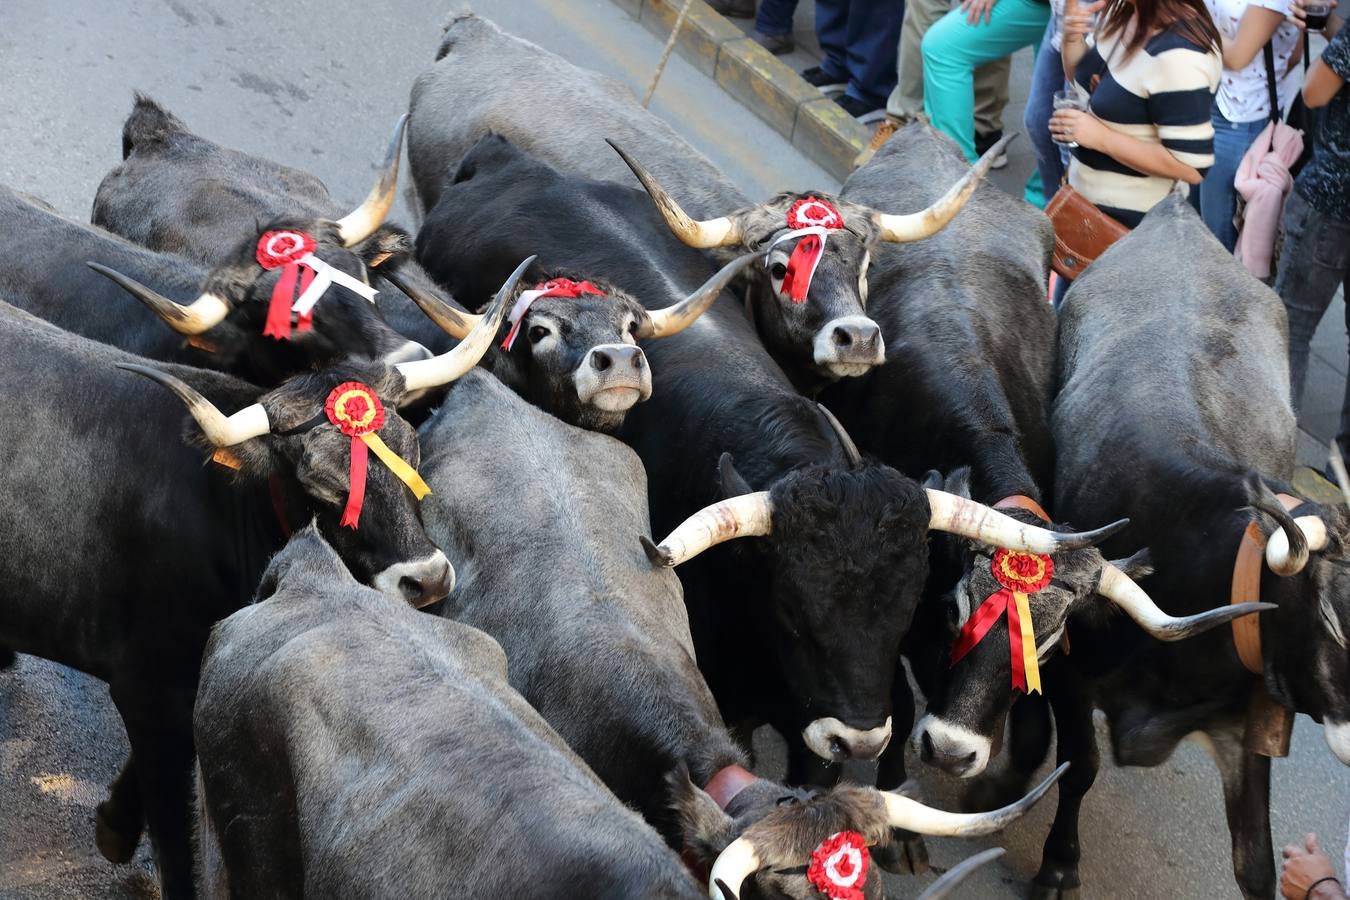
[1233,119,1303,280]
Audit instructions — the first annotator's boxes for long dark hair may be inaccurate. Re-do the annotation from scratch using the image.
[1100,0,1221,56]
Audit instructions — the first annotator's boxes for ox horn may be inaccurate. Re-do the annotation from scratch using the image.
[1096,563,1276,640]
[925,490,1127,554]
[1266,516,1329,576]
[335,114,408,247]
[708,839,760,900]
[917,848,1005,900]
[88,262,230,336]
[394,256,532,393]
[883,762,1067,835]
[117,363,270,446]
[647,492,773,568]
[638,253,756,339]
[381,266,481,340]
[816,402,862,467]
[870,132,1013,243]
[608,140,742,249]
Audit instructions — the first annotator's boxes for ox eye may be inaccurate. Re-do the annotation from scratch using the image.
[770,262,788,281]
[528,325,550,344]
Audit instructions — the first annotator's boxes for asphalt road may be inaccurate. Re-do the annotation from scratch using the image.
[0,1,1346,898]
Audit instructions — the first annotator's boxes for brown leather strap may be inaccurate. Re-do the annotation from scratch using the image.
[703,764,758,811]
[1231,493,1301,675]
[994,494,1051,523]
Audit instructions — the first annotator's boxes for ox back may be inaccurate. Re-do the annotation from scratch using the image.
[826,123,1057,503]
[195,526,698,899]
[90,95,451,350]
[406,13,743,217]
[1046,195,1303,898]
[418,370,742,829]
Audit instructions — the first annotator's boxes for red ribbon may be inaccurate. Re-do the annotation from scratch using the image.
[949,589,1027,691]
[782,234,823,304]
[340,436,369,529]
[500,277,608,350]
[257,230,317,340]
[950,550,1053,693]
[325,382,386,530]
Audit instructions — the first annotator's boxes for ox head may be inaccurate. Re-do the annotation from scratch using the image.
[912,471,1275,778]
[391,253,754,432]
[642,409,1136,766]
[668,760,1065,899]
[115,259,522,607]
[1245,470,1350,764]
[609,138,1009,388]
[89,117,429,382]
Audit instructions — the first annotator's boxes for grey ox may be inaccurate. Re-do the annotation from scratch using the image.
[406,13,1003,394]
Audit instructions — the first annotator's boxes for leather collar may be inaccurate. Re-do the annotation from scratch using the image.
[994,494,1051,523]
[1231,492,1301,675]
[703,764,759,811]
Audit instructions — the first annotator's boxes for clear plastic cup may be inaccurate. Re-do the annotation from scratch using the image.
[1053,90,1089,149]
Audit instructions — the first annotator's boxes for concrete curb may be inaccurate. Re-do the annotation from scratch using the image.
[616,0,869,181]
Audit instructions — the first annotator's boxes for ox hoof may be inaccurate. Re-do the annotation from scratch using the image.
[873,831,931,875]
[0,647,15,670]
[1028,886,1079,900]
[1029,866,1080,900]
[95,801,142,864]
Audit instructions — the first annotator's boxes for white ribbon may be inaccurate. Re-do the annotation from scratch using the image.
[766,225,830,300]
[291,253,379,316]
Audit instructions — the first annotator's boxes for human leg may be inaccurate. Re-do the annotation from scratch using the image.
[756,0,799,35]
[842,0,907,108]
[889,0,949,120]
[1200,106,1269,252]
[1024,24,1066,206]
[814,0,851,82]
[973,56,1013,136]
[1275,191,1349,414]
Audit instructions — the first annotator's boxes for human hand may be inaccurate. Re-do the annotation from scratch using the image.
[1280,834,1343,899]
[1288,0,1337,29]
[960,0,998,25]
[1063,0,1107,42]
[1049,108,1107,149]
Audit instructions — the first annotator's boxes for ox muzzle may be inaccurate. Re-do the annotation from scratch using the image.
[575,343,653,412]
[373,549,455,608]
[814,315,885,378]
[803,716,893,762]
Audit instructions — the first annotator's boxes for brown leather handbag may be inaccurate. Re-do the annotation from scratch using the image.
[1045,182,1129,280]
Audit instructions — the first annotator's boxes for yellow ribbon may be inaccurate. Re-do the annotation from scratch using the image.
[360,433,431,500]
[1012,591,1042,695]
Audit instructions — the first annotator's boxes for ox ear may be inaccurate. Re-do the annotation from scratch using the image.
[1105,547,1153,582]
[353,225,414,271]
[665,763,737,866]
[719,452,754,499]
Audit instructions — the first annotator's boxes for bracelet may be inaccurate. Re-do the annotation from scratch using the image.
[1307,876,1342,900]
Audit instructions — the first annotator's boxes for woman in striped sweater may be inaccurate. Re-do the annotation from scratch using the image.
[1050,0,1222,227]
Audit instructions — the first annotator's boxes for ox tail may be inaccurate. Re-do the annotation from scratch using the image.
[122,93,187,160]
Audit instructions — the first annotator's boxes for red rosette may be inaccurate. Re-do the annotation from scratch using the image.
[325,382,386,437]
[807,831,869,900]
[256,230,316,270]
[991,548,1053,593]
[787,196,845,231]
[536,277,606,298]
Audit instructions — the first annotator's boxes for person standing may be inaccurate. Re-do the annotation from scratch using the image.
[1198,0,1303,250]
[1277,5,1350,457]
[803,0,908,121]
[1023,0,1073,204]
[752,0,801,53]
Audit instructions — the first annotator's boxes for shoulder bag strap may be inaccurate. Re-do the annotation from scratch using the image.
[1263,41,1281,150]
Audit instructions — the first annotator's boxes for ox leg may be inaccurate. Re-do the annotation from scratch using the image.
[873,673,931,875]
[95,755,144,864]
[786,737,839,787]
[1210,733,1276,899]
[1031,681,1097,899]
[965,693,1053,812]
[114,691,197,900]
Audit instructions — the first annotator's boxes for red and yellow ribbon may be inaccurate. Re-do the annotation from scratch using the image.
[949,549,1052,694]
[324,382,430,529]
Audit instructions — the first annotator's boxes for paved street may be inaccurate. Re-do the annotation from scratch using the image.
[0,1,1346,898]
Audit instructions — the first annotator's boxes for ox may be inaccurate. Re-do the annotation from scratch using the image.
[0,184,422,383]
[406,13,1003,392]
[417,368,1067,899]
[937,197,1300,898]
[194,525,703,899]
[0,273,506,898]
[90,94,450,353]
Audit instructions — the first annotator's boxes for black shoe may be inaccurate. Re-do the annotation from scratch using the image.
[708,0,755,17]
[802,65,847,95]
[753,30,795,55]
[975,129,1009,169]
[834,93,887,125]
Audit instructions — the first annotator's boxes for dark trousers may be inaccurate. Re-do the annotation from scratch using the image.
[816,0,906,107]
[757,0,799,35]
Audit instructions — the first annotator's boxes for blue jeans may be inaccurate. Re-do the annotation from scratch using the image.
[757,0,799,35]
[816,0,906,107]
[1199,105,1269,252]
[1023,23,1066,208]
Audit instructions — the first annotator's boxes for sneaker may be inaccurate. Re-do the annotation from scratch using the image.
[752,30,795,55]
[708,0,755,17]
[834,93,888,125]
[853,117,902,169]
[975,130,1009,169]
[802,65,847,95]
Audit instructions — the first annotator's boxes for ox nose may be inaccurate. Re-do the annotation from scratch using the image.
[802,716,893,762]
[913,715,991,778]
[814,315,885,376]
[373,551,455,609]
[919,731,977,773]
[588,344,645,374]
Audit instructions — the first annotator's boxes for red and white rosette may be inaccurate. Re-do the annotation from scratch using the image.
[500,277,607,350]
[807,831,869,900]
[768,196,846,303]
[255,230,379,340]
